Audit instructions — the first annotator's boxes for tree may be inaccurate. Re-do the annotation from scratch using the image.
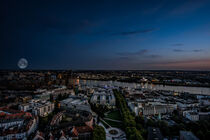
[196,130,205,140]
[93,125,106,140]
[136,116,144,124]
[146,119,155,127]
[114,90,144,140]
[126,127,144,140]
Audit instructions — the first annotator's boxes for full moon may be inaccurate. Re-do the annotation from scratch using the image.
[18,58,28,69]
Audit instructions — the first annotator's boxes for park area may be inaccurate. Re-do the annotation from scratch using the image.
[103,109,123,128]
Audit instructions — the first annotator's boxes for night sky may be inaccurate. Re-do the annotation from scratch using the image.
[1,0,210,70]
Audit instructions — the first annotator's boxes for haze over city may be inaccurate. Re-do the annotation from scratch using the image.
[1,0,210,70]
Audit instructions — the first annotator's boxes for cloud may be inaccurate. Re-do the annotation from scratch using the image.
[118,57,130,60]
[153,58,210,70]
[149,54,161,58]
[173,49,185,52]
[116,49,161,61]
[193,49,203,52]
[173,49,204,53]
[99,57,210,70]
[117,49,148,56]
[112,28,157,36]
[172,43,184,46]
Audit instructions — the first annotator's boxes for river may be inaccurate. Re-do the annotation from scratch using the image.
[78,80,210,95]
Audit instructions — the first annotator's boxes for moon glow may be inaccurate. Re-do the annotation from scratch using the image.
[18,58,28,69]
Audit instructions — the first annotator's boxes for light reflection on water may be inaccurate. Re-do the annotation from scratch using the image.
[78,80,210,95]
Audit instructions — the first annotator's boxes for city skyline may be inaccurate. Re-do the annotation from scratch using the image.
[1,0,210,70]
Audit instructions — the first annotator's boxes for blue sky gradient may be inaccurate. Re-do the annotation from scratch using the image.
[0,0,210,70]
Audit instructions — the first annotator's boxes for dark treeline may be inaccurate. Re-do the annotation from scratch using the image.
[114,89,144,140]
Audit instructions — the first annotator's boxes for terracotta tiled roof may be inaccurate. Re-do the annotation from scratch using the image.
[0,108,32,120]
[75,125,93,134]
[0,108,35,136]
[71,127,78,137]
